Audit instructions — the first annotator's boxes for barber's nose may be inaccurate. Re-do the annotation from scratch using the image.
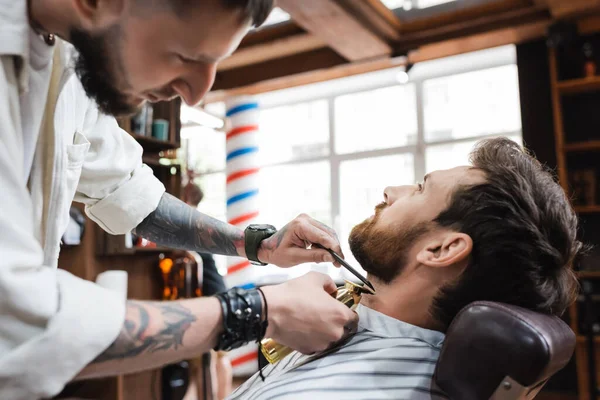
[173,63,217,106]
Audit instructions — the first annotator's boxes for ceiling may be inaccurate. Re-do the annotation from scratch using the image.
[206,0,600,102]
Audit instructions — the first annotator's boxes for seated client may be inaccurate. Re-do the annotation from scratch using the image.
[229,137,581,400]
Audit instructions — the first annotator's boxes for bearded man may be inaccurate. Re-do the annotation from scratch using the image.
[229,137,581,400]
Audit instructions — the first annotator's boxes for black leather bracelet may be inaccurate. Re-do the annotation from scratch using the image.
[214,287,267,351]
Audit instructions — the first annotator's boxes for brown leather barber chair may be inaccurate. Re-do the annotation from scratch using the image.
[434,301,576,400]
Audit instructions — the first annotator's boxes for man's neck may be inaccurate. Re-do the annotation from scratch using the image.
[29,0,75,40]
[360,273,442,331]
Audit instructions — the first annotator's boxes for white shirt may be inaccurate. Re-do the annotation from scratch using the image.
[229,305,450,400]
[0,1,166,398]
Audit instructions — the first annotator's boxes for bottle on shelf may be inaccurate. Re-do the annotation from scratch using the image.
[583,42,597,78]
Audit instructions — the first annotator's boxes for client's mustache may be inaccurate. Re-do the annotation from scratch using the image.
[375,202,387,214]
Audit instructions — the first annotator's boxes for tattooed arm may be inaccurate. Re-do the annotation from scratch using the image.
[134,193,246,257]
[77,275,359,379]
[135,193,344,267]
[76,297,223,379]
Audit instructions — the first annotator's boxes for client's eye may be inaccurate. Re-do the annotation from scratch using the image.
[417,182,423,191]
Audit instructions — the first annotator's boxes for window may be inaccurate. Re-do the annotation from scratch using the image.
[260,100,329,164]
[423,65,521,142]
[259,162,331,229]
[425,134,522,173]
[335,85,417,154]
[183,45,522,285]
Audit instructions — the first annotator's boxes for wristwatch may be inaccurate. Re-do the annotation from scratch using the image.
[244,224,277,266]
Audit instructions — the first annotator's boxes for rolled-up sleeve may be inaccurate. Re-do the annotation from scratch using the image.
[74,105,165,235]
[0,57,126,399]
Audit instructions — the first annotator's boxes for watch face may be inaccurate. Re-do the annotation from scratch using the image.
[250,224,276,232]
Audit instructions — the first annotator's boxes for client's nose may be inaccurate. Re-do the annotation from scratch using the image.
[383,186,399,205]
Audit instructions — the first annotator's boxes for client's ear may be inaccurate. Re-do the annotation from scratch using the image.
[416,231,473,268]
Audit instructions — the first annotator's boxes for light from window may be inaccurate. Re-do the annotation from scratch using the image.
[425,135,523,173]
[423,65,522,143]
[258,161,332,230]
[338,154,415,274]
[261,7,291,27]
[335,85,418,154]
[182,126,226,174]
[260,100,330,165]
[382,0,456,10]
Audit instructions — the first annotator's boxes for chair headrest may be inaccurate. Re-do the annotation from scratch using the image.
[434,301,575,400]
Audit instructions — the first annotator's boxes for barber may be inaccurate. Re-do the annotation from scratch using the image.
[0,0,358,398]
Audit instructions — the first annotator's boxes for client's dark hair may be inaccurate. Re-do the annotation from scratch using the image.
[430,137,581,330]
[169,0,274,27]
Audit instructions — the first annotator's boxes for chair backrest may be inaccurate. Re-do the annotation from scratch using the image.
[434,301,575,400]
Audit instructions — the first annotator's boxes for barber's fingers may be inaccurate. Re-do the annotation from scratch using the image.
[317,270,339,295]
[281,247,335,266]
[305,217,345,261]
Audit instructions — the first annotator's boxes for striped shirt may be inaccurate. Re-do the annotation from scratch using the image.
[228,305,449,400]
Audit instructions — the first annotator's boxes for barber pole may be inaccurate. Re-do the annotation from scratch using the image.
[225,97,262,376]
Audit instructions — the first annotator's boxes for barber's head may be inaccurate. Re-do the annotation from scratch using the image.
[349,137,580,330]
[68,0,273,116]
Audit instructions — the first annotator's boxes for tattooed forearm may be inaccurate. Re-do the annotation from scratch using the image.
[93,301,197,363]
[134,193,244,256]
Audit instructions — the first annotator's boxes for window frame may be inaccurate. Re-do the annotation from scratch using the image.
[199,52,521,236]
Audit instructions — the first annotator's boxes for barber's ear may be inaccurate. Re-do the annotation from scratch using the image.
[416,232,473,268]
[73,0,124,29]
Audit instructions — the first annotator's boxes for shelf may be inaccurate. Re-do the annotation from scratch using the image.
[577,335,600,344]
[578,271,600,279]
[132,134,178,153]
[575,205,600,214]
[564,140,600,153]
[134,246,174,253]
[558,76,600,95]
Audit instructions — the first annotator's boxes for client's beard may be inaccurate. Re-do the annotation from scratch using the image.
[70,26,137,116]
[349,204,430,284]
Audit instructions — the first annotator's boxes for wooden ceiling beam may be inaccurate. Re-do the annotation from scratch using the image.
[400,0,532,32]
[336,0,402,41]
[543,0,600,18]
[218,34,327,71]
[395,5,548,50]
[408,20,548,63]
[277,0,392,61]
[212,48,347,91]
[205,20,549,103]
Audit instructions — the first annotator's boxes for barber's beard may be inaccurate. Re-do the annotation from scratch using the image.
[349,203,430,284]
[70,25,138,116]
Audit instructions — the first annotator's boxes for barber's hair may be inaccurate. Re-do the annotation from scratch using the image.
[169,0,274,27]
[430,137,581,330]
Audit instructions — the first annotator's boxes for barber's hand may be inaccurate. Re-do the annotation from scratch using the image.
[261,272,359,354]
[258,214,343,268]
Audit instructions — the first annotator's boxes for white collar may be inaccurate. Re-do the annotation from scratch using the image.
[0,0,29,58]
[356,304,446,348]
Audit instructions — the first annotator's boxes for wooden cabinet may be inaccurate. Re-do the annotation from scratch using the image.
[549,44,600,400]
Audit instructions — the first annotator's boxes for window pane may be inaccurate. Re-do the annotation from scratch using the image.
[182,126,226,173]
[338,154,414,277]
[259,162,331,230]
[260,100,329,164]
[425,134,523,173]
[423,65,522,142]
[335,85,417,154]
